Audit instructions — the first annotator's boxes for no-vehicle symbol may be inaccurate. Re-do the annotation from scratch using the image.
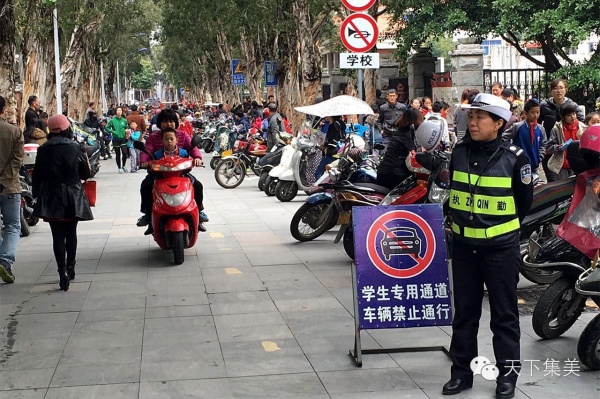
[340,13,379,53]
[365,210,436,279]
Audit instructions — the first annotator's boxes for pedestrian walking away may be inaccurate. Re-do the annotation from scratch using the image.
[0,95,24,284]
[442,93,533,399]
[105,107,129,173]
[32,114,94,291]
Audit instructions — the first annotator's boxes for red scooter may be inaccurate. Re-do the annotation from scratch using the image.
[134,141,199,265]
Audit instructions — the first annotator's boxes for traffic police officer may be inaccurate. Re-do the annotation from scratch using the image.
[442,93,533,399]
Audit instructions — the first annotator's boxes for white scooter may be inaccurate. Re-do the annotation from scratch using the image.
[273,135,321,202]
[264,138,297,197]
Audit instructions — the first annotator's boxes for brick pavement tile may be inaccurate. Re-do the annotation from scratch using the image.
[220,338,313,377]
[144,304,211,319]
[0,338,67,371]
[228,373,329,397]
[0,389,47,398]
[209,291,278,315]
[44,383,138,399]
[319,368,417,394]
[139,379,232,399]
[203,272,266,294]
[0,368,54,391]
[50,363,141,387]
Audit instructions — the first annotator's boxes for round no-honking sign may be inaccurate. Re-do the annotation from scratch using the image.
[340,13,379,53]
[341,0,377,12]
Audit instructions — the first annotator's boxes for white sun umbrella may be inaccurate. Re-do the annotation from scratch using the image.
[294,95,374,117]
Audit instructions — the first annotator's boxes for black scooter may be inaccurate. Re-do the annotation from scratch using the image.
[575,259,600,370]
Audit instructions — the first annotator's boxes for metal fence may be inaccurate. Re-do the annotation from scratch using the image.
[483,68,549,100]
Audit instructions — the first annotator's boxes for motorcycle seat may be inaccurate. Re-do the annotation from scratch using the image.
[347,182,392,194]
[529,177,576,214]
[522,206,556,226]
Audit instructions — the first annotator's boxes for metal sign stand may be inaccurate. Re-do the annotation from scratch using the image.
[348,261,451,367]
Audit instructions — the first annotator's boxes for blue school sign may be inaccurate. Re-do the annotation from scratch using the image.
[353,204,452,329]
[264,61,277,87]
[231,59,246,86]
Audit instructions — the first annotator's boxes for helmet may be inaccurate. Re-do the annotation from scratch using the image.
[460,93,512,122]
[415,119,443,152]
[185,116,194,122]
[580,125,600,168]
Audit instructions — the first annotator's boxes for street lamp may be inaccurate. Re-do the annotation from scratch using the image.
[116,47,148,105]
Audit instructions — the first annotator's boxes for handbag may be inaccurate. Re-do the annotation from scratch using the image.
[83,180,96,207]
[547,151,565,174]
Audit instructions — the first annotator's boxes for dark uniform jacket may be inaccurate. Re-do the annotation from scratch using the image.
[32,136,93,221]
[377,102,406,135]
[448,136,533,248]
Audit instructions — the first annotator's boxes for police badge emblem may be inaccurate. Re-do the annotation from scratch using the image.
[520,164,532,184]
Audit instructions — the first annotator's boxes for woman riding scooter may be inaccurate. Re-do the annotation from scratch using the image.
[136,109,208,234]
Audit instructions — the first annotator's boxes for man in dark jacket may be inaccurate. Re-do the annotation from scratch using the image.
[126,104,147,133]
[24,95,40,141]
[0,96,24,284]
[267,103,285,151]
[377,89,406,152]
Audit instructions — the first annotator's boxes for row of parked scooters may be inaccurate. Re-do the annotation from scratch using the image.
[195,120,600,370]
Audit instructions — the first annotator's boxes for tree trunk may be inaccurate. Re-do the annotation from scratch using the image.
[0,0,17,124]
[21,3,55,119]
[240,29,264,102]
[280,0,323,132]
[364,68,378,107]
[61,14,104,121]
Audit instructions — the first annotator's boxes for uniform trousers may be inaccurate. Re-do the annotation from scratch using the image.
[450,241,521,383]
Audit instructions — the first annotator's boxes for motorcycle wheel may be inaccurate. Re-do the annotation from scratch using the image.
[577,313,600,370]
[210,156,220,170]
[290,202,338,242]
[520,266,562,285]
[215,159,246,189]
[171,231,185,265]
[343,227,355,260]
[264,176,277,196]
[532,277,585,340]
[90,164,99,178]
[275,180,298,202]
[258,172,269,191]
[203,140,214,153]
[251,162,261,177]
[20,207,30,237]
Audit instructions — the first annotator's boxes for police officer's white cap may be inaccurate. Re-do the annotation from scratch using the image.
[460,93,513,123]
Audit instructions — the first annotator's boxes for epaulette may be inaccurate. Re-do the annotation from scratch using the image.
[502,142,523,157]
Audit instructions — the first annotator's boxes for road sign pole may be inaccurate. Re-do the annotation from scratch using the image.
[358,69,363,101]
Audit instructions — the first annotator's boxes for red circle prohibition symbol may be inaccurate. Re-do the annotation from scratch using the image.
[340,13,379,53]
[341,0,377,12]
[365,210,436,279]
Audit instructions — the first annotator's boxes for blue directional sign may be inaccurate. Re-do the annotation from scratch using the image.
[231,59,246,86]
[264,61,278,87]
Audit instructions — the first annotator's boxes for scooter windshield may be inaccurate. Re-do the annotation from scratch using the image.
[568,175,600,238]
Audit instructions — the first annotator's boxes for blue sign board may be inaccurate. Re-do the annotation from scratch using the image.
[353,204,452,329]
[264,61,277,87]
[231,59,246,86]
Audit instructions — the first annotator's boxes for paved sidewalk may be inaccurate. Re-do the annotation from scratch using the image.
[1,156,599,398]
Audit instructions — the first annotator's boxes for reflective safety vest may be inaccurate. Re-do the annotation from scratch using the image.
[449,143,521,247]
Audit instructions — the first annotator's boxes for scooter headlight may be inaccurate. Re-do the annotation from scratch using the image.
[381,188,401,206]
[428,184,450,203]
[161,191,190,207]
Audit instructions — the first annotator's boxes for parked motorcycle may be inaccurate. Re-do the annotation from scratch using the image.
[74,126,101,178]
[210,123,237,170]
[574,256,600,370]
[289,140,378,242]
[257,134,293,192]
[214,130,267,189]
[133,140,201,265]
[524,135,599,339]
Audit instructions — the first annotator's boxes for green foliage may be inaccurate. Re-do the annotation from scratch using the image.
[381,0,600,72]
[131,57,155,89]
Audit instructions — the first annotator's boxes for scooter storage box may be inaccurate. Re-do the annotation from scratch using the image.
[23,144,39,165]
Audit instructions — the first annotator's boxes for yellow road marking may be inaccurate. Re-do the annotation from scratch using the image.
[210,232,224,238]
[225,268,242,275]
[262,341,281,352]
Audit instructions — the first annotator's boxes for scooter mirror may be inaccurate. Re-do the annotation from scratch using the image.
[191,135,202,148]
[133,140,146,152]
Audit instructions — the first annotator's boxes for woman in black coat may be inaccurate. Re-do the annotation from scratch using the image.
[376,108,424,189]
[32,114,94,291]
